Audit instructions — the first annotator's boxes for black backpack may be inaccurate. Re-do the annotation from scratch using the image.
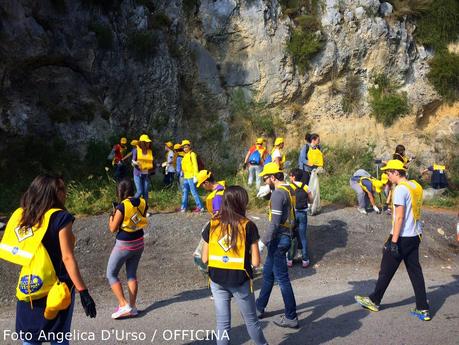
[290,182,309,210]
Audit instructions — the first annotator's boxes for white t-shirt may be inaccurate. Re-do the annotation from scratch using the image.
[166,151,176,173]
[271,149,282,161]
[391,182,421,237]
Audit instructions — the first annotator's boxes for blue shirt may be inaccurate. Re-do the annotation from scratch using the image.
[298,144,309,170]
[176,156,183,177]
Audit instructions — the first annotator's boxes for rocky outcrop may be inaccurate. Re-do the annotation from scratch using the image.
[0,0,456,164]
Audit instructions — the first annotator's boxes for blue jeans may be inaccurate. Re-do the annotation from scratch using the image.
[134,174,150,203]
[23,291,75,345]
[257,234,297,320]
[297,211,309,261]
[181,178,204,210]
[211,281,267,345]
[248,165,262,189]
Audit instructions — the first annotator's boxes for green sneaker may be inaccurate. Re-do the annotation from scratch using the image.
[410,308,431,321]
[354,295,380,312]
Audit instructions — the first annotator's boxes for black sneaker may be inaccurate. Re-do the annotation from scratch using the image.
[273,315,299,329]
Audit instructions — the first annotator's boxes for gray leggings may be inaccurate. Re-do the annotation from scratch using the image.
[106,238,144,285]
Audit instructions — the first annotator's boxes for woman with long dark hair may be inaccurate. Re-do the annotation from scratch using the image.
[107,179,147,319]
[0,175,96,345]
[201,186,267,345]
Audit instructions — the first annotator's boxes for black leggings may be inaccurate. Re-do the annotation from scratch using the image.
[370,235,429,310]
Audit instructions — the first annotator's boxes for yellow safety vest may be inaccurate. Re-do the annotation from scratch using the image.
[182,151,199,179]
[271,148,286,167]
[307,147,324,167]
[397,180,423,221]
[205,182,225,216]
[433,164,446,172]
[120,198,148,232]
[268,185,295,231]
[0,208,61,301]
[136,147,154,171]
[358,177,381,194]
[208,218,249,272]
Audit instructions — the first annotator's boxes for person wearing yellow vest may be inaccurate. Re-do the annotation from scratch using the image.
[111,137,128,181]
[301,134,324,215]
[243,137,268,189]
[163,141,176,186]
[0,175,96,344]
[420,164,448,189]
[256,163,299,329]
[196,170,225,216]
[286,168,313,268]
[270,137,286,169]
[355,160,431,321]
[200,186,268,345]
[180,139,204,213]
[132,134,154,213]
[107,179,148,319]
[393,144,415,167]
[350,169,386,214]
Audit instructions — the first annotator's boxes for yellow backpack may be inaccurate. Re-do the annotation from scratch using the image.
[0,208,61,302]
[120,198,148,232]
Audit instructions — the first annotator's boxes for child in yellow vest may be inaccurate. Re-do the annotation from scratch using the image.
[201,186,267,345]
[107,179,148,319]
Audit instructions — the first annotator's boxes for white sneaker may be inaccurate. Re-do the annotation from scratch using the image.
[357,208,367,214]
[111,304,132,319]
[287,260,293,268]
[302,260,310,268]
[130,307,139,316]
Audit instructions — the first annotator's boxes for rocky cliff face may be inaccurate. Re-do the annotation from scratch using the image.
[0,0,457,163]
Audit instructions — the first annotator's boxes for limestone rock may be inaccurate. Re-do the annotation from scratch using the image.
[379,2,393,17]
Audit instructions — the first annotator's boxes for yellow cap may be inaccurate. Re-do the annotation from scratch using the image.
[259,162,283,177]
[256,137,264,144]
[165,141,173,148]
[44,282,71,320]
[120,137,127,144]
[130,140,138,147]
[373,179,384,193]
[173,143,182,150]
[274,137,284,146]
[181,139,191,146]
[381,173,389,184]
[381,159,407,171]
[197,170,212,187]
[139,134,152,143]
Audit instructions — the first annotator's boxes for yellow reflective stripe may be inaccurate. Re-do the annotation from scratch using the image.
[209,255,244,263]
[0,244,33,259]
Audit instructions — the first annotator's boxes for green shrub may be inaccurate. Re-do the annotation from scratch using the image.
[287,29,323,72]
[89,23,113,50]
[415,0,459,51]
[387,0,432,17]
[127,31,157,61]
[294,14,320,31]
[341,74,361,113]
[369,74,410,126]
[320,143,377,205]
[279,0,319,17]
[183,0,198,16]
[427,51,459,103]
[149,12,172,30]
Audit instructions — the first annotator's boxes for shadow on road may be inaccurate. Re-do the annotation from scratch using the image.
[138,287,211,317]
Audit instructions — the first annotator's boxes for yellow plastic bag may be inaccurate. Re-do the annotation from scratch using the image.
[44,281,71,320]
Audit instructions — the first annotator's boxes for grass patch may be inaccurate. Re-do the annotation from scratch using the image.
[415,0,459,52]
[387,0,432,18]
[423,190,459,209]
[369,74,409,126]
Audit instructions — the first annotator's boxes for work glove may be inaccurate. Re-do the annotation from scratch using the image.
[388,242,401,260]
[193,176,198,184]
[373,205,381,214]
[79,289,96,318]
